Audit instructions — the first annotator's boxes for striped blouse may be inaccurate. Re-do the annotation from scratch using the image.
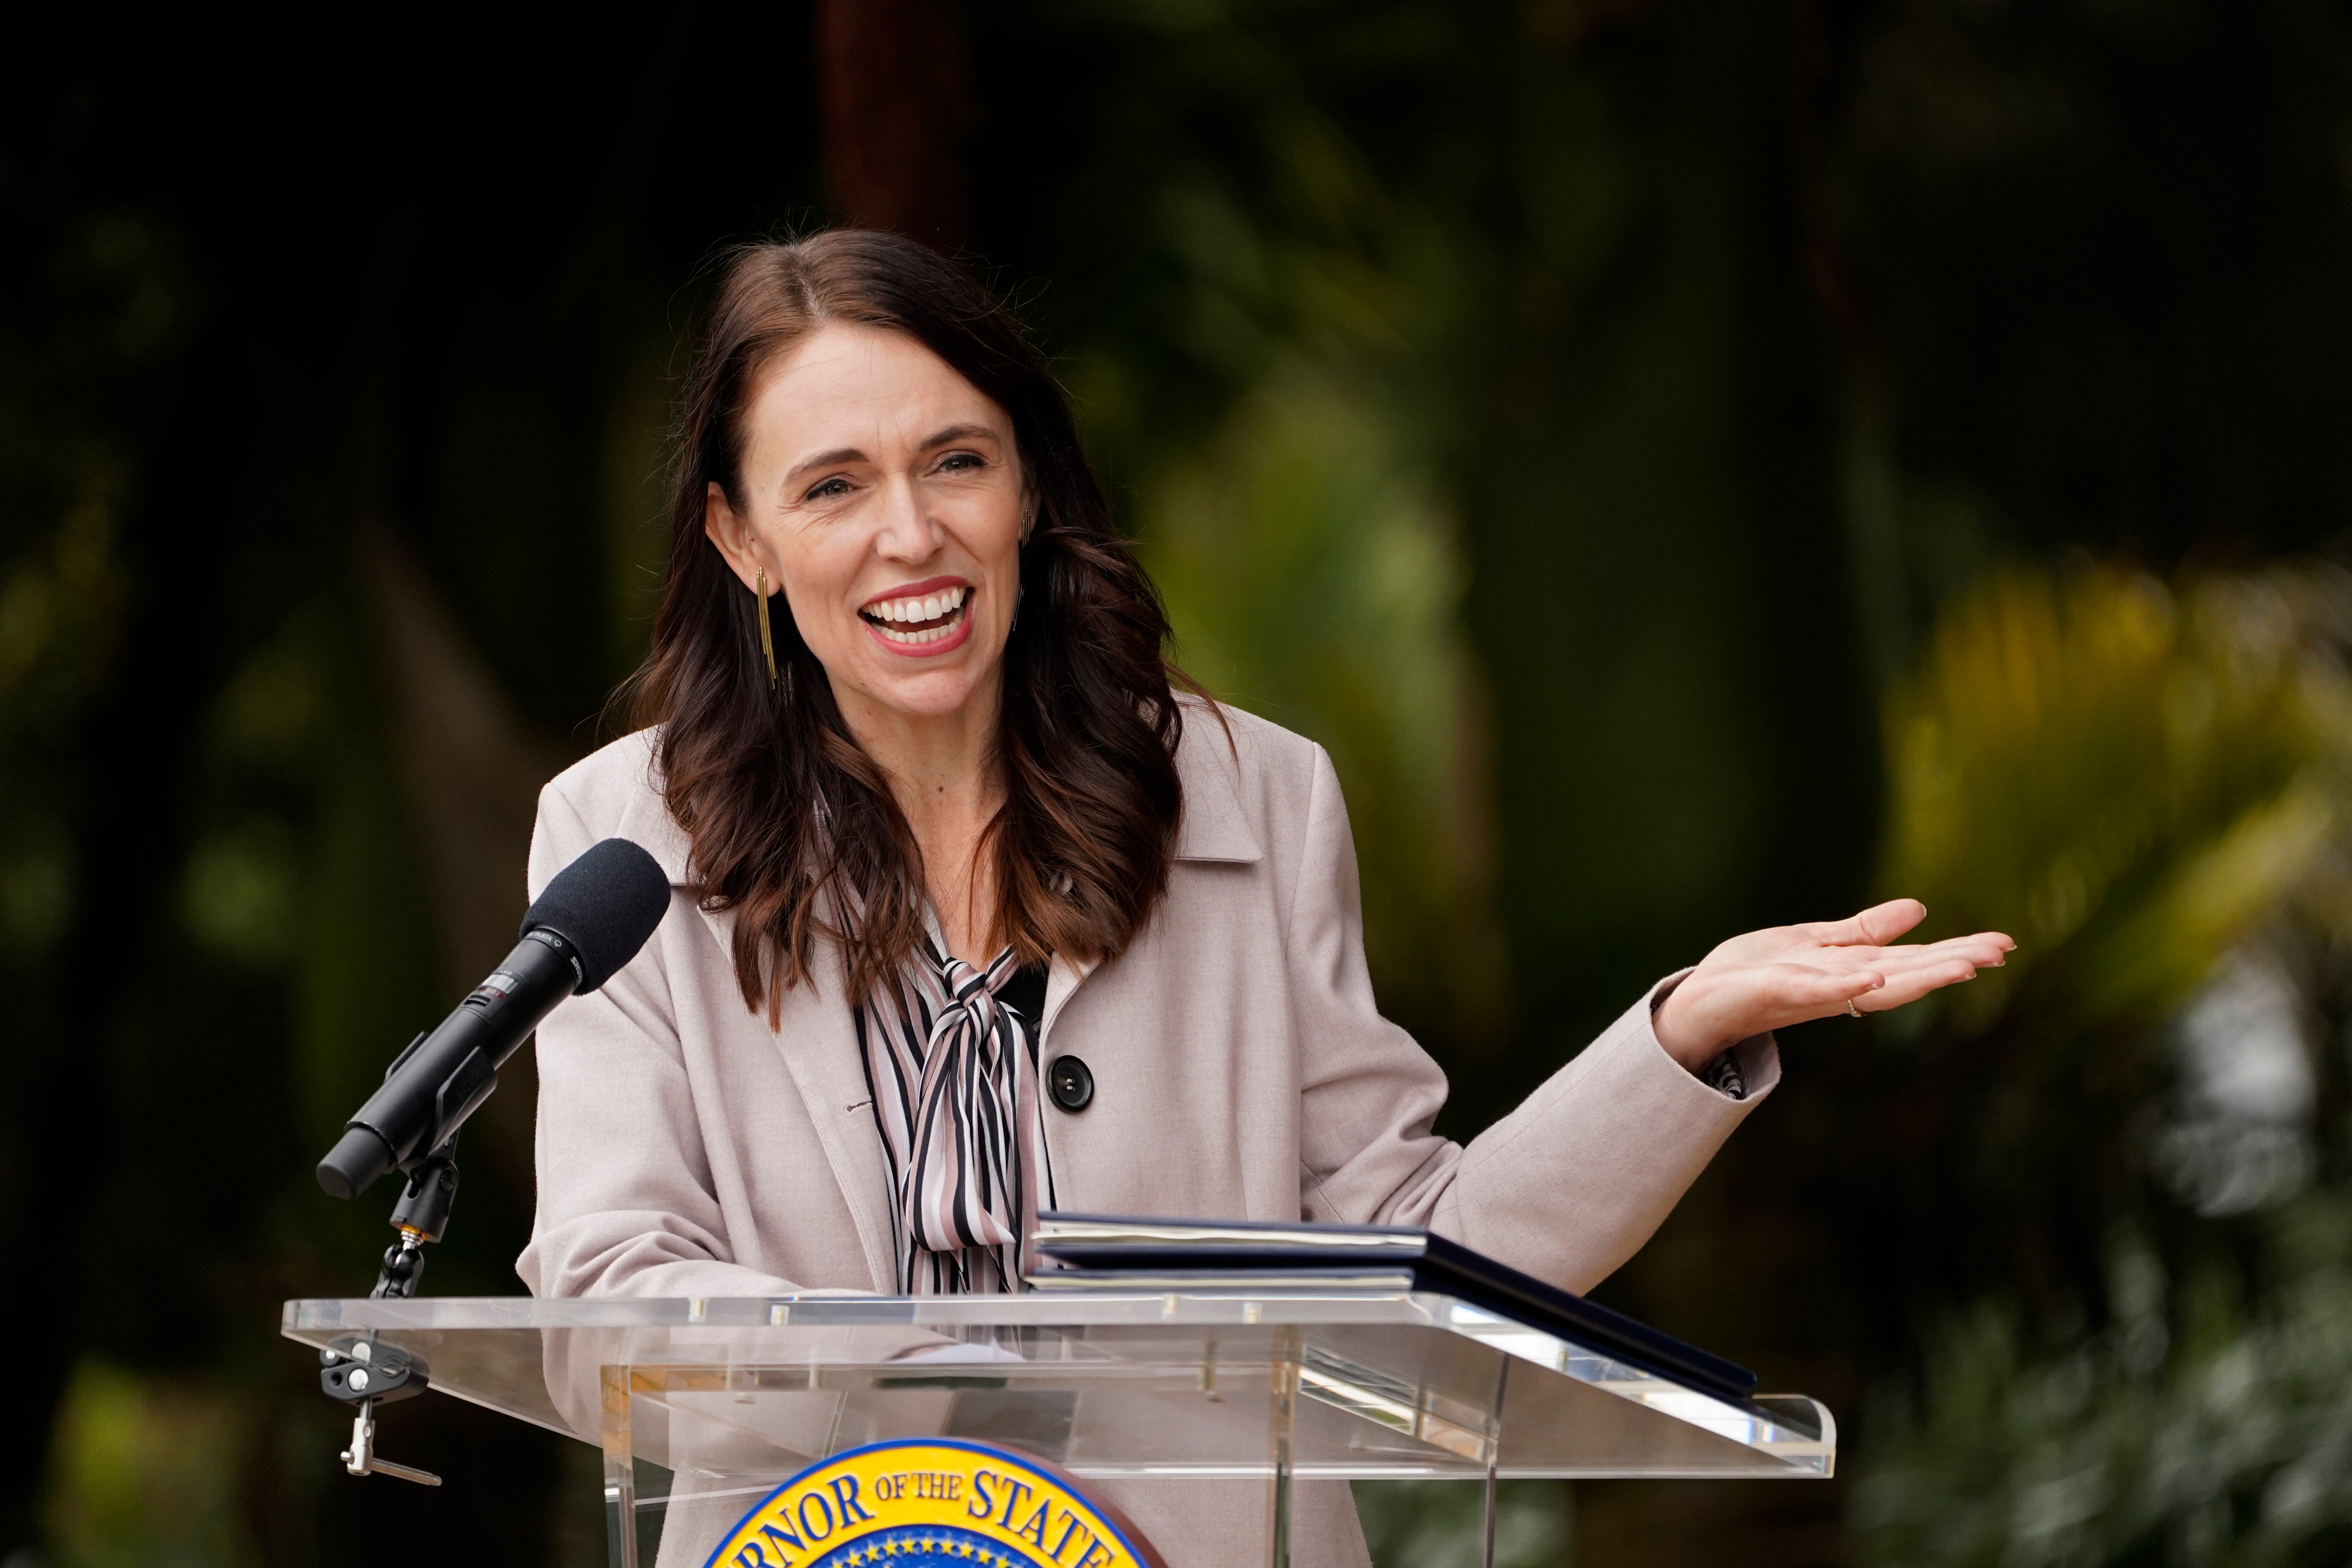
[854,935,1055,1295]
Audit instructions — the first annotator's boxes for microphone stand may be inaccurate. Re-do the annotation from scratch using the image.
[318,1136,461,1486]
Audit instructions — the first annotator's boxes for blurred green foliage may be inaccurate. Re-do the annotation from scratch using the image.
[1845,562,2352,1323]
[8,2,2352,1566]
[1134,361,1506,1033]
[1846,563,2352,1564]
[1882,565,2352,1046]
[1856,1211,2352,1566]
[42,1364,254,1568]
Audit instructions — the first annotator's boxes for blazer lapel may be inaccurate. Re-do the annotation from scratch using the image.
[615,789,900,1294]
[757,934,900,1295]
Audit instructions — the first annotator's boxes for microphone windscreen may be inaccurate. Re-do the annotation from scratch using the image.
[521,838,672,993]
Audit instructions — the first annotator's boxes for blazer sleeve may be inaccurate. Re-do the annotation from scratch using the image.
[515,777,810,1301]
[1285,744,1780,1296]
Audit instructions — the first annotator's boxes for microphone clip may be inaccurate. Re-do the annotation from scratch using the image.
[371,1140,460,1299]
[321,1339,439,1486]
[321,1136,460,1483]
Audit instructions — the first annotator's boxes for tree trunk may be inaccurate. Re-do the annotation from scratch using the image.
[814,0,973,249]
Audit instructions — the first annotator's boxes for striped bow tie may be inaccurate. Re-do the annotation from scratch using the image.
[902,946,1042,1273]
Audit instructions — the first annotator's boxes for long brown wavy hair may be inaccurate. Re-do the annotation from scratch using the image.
[628,230,1187,1017]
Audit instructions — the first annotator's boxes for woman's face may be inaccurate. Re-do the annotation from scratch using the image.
[706,324,1028,729]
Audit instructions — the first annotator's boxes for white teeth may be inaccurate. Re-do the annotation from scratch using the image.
[873,620,957,645]
[865,585,969,642]
[867,586,967,625]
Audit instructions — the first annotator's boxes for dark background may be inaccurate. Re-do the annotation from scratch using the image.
[8,3,2352,1564]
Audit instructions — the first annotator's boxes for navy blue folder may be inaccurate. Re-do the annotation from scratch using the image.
[1031,1212,1759,1405]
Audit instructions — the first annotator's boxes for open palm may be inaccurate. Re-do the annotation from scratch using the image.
[1651,898,2013,1071]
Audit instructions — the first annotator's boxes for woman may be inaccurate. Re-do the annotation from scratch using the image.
[520,230,2011,1564]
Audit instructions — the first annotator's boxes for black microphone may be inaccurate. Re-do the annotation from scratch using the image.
[316,837,670,1200]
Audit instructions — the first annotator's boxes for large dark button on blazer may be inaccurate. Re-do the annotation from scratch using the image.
[1047,1054,1094,1112]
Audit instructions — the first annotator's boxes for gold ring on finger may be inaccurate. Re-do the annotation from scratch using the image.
[1844,998,1863,1019]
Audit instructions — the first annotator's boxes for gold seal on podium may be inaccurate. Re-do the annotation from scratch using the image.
[704,1439,1162,1568]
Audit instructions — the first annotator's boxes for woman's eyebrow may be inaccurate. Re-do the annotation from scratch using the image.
[784,446,866,484]
[921,423,996,449]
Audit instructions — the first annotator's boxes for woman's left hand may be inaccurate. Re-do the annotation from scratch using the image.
[1650,898,2013,1072]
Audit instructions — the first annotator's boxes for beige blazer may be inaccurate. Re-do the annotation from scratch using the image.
[519,700,1778,1568]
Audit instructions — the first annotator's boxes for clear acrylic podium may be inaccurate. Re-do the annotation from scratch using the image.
[282,1286,1833,1566]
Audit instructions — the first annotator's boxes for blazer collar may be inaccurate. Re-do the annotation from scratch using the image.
[615,758,696,886]
[1171,707,1263,864]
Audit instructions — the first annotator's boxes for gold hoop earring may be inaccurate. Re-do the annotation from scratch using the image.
[754,568,778,688]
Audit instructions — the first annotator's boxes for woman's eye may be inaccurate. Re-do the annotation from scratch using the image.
[804,476,853,501]
[937,452,984,473]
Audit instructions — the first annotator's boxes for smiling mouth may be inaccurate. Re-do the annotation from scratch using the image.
[860,584,971,646]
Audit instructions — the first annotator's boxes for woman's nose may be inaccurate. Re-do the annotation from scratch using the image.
[873,474,944,561]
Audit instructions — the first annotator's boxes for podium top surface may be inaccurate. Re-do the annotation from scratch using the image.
[283,1286,1833,1482]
